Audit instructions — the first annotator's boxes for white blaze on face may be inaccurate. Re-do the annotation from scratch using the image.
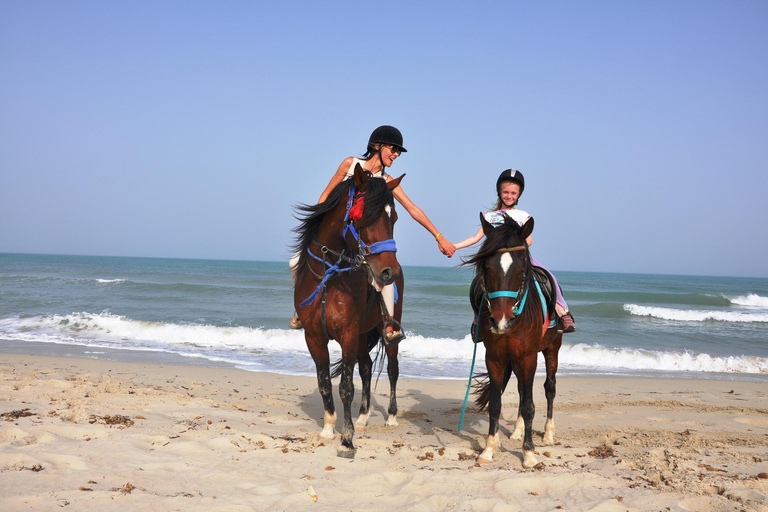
[385,204,392,218]
[500,252,514,275]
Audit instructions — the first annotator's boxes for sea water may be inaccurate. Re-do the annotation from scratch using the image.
[1,253,766,381]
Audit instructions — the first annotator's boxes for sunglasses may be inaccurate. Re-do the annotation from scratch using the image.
[385,144,403,154]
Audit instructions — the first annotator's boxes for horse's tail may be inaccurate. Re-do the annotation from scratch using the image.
[473,363,514,413]
[329,329,384,379]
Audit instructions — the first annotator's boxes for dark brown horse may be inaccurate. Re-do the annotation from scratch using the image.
[293,163,404,458]
[464,213,563,467]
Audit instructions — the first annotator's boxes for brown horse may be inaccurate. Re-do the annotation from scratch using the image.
[464,213,563,467]
[293,163,404,458]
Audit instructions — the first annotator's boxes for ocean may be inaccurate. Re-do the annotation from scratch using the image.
[1,253,767,382]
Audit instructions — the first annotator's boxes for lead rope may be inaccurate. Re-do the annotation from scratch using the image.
[458,292,485,432]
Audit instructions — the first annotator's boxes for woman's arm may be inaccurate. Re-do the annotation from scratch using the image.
[317,157,354,204]
[390,182,456,256]
[454,227,485,250]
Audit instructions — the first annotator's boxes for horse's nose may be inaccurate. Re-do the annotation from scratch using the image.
[379,267,394,285]
[489,317,500,331]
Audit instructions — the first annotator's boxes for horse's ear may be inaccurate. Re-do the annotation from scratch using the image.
[387,173,405,191]
[480,212,494,234]
[353,162,368,189]
[521,216,534,240]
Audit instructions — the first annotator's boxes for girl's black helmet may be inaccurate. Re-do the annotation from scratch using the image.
[368,125,407,152]
[496,169,525,195]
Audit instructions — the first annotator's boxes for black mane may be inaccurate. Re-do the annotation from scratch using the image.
[461,215,528,274]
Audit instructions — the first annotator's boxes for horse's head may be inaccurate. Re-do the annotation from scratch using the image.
[344,163,403,290]
[472,213,534,333]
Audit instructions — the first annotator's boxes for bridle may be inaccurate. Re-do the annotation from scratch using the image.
[300,182,397,307]
[480,245,530,318]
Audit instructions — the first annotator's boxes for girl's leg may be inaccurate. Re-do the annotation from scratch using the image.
[289,253,302,329]
[530,257,567,311]
[530,257,575,332]
[381,284,405,345]
[289,252,300,282]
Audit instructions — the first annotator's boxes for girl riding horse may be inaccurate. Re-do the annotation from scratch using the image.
[454,169,576,337]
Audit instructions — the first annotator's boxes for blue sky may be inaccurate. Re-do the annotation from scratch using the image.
[1,1,767,277]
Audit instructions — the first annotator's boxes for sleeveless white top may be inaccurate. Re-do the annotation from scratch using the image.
[483,208,531,227]
[343,157,389,180]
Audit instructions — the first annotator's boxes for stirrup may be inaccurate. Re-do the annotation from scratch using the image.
[289,315,303,330]
[383,318,405,347]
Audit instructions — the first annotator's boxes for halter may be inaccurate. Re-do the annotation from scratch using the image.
[300,183,397,307]
[483,245,529,317]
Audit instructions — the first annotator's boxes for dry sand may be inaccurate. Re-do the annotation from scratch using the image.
[1,353,767,511]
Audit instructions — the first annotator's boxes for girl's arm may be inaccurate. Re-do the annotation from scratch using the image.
[317,157,354,203]
[390,181,456,256]
[454,227,484,250]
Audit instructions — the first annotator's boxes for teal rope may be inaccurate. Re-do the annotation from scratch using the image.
[458,293,484,432]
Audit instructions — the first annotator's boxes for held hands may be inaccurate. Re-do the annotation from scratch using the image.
[436,233,456,258]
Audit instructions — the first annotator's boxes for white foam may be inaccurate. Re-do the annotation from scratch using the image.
[624,304,768,323]
[560,343,768,374]
[2,313,767,377]
[729,293,768,308]
[96,279,126,284]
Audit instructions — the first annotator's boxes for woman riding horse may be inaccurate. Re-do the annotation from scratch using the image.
[291,125,455,345]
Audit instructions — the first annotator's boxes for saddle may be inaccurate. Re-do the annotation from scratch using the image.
[469,266,559,327]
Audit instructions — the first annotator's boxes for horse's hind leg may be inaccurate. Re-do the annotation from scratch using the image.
[541,335,562,445]
[355,331,375,431]
[511,377,525,441]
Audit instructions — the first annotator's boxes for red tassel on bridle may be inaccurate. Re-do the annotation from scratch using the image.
[348,194,365,222]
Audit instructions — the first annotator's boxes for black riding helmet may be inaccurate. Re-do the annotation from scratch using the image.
[368,125,407,153]
[496,168,525,196]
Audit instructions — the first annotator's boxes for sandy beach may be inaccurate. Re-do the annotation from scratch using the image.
[1,353,767,511]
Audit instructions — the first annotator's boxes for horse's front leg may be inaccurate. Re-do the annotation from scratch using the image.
[385,343,399,426]
[337,336,358,459]
[306,333,336,439]
[355,330,375,431]
[384,273,403,427]
[518,354,539,468]
[478,360,505,464]
[541,334,562,445]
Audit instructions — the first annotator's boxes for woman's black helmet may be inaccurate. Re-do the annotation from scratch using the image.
[496,169,525,195]
[368,125,407,152]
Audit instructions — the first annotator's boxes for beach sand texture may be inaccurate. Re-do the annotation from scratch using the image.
[1,354,767,511]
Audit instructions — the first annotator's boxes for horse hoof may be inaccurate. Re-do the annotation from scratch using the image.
[386,415,399,427]
[522,451,539,468]
[354,423,367,432]
[337,446,356,459]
